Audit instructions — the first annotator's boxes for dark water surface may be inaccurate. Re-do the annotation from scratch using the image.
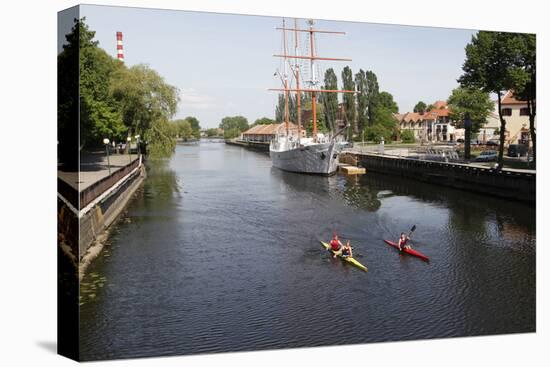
[79,142,535,360]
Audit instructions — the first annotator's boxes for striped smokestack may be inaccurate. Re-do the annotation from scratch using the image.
[116,31,124,62]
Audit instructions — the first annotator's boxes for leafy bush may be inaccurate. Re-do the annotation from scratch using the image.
[363,124,392,143]
[224,128,241,140]
[401,130,416,143]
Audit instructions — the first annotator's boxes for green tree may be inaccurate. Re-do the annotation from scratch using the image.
[224,128,241,140]
[60,18,126,151]
[58,18,84,168]
[413,101,427,114]
[363,124,392,143]
[447,87,493,160]
[365,71,380,126]
[355,69,368,133]
[253,117,275,126]
[205,128,220,137]
[144,118,177,158]
[275,94,284,122]
[321,68,338,132]
[458,31,522,168]
[183,116,201,139]
[512,33,536,163]
[219,116,249,132]
[401,130,415,143]
[447,87,493,134]
[110,64,179,158]
[378,91,399,113]
[342,66,356,139]
[172,119,193,140]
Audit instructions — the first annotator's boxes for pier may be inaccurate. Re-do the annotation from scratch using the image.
[342,151,535,202]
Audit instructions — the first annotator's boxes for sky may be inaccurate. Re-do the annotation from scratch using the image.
[59,5,477,129]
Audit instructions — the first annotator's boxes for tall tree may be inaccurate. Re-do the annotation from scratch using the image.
[322,68,338,132]
[110,64,179,157]
[341,66,356,139]
[219,116,249,132]
[365,71,379,126]
[58,18,82,168]
[458,31,521,168]
[60,18,126,151]
[447,87,493,134]
[184,116,201,139]
[253,117,275,126]
[355,69,368,133]
[447,87,494,159]
[378,91,399,113]
[512,33,536,163]
[413,101,427,114]
[275,94,283,122]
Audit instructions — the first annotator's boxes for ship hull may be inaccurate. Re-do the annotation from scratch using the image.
[269,142,340,175]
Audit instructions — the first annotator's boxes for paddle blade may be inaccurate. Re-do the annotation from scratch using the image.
[410,225,417,233]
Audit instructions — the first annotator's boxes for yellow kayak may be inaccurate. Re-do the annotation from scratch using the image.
[320,241,368,272]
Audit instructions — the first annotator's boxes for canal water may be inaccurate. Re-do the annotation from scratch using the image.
[79,141,535,360]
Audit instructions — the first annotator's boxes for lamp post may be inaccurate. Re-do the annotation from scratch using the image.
[103,138,111,175]
[134,135,140,157]
[127,136,132,163]
[464,113,472,161]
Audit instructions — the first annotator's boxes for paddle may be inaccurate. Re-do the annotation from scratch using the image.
[406,225,417,248]
[408,225,417,237]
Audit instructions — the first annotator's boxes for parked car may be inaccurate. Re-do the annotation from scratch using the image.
[486,139,500,146]
[474,150,498,162]
[508,144,528,157]
[456,138,465,143]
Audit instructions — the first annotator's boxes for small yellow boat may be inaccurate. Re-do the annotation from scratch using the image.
[320,241,368,272]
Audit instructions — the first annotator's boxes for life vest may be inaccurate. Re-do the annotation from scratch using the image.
[330,239,340,251]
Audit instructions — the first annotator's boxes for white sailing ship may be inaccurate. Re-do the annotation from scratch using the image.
[269,19,354,175]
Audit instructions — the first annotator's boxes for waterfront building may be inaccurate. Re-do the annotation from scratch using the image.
[499,90,535,146]
[241,123,305,143]
[398,101,454,142]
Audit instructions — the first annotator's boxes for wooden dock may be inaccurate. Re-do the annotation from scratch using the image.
[338,164,366,175]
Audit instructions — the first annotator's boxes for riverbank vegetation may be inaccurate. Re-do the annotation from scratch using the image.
[459,31,536,167]
[272,67,401,143]
[58,18,202,163]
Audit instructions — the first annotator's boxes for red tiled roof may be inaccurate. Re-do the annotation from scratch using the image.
[242,122,302,135]
[432,100,448,109]
[501,90,526,105]
[401,112,423,122]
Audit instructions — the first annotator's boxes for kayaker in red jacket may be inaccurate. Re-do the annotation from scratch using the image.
[330,234,343,258]
[398,232,411,251]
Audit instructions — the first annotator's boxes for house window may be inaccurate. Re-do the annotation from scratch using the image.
[520,107,529,116]
[502,108,512,116]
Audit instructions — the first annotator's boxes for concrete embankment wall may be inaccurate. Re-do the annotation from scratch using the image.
[58,159,146,280]
[79,165,145,256]
[225,139,270,153]
[346,152,535,202]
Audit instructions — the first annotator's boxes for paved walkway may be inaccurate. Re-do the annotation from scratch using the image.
[58,152,139,191]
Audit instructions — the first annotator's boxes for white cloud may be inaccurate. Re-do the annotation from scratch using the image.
[179,88,215,110]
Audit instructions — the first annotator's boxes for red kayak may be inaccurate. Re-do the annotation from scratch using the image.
[384,240,429,262]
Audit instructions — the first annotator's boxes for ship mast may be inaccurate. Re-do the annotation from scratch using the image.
[271,19,355,142]
[294,18,301,144]
[282,19,290,137]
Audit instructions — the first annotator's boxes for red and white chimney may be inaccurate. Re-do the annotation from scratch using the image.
[116,31,124,62]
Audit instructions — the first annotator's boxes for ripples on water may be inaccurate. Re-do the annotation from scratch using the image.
[79,142,535,360]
